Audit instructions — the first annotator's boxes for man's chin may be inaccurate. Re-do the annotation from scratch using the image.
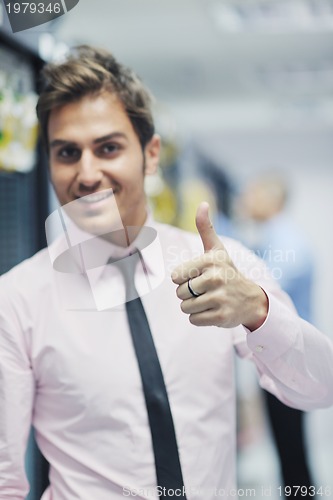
[70,215,124,238]
[60,192,124,236]
[81,220,124,236]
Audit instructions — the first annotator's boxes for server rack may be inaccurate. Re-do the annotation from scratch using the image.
[0,29,49,499]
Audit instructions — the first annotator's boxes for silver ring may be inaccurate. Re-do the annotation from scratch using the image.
[188,278,201,297]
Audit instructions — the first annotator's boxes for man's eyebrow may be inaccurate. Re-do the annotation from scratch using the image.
[49,139,75,149]
[49,133,127,149]
[93,132,127,144]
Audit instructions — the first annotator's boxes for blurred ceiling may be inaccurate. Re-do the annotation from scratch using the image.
[54,0,333,106]
[2,1,332,170]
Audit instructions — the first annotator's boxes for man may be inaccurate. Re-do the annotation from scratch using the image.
[0,45,332,500]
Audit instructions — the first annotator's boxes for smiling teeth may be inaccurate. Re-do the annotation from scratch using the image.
[79,191,113,203]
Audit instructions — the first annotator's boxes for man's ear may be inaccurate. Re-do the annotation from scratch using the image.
[144,134,161,175]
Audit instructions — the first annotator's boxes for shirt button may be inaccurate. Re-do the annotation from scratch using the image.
[255,345,264,352]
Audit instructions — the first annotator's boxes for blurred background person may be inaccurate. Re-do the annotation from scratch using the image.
[240,173,314,321]
[238,172,315,497]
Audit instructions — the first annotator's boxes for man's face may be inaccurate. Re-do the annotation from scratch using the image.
[48,92,159,238]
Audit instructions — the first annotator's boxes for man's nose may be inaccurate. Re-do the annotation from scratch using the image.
[76,151,103,188]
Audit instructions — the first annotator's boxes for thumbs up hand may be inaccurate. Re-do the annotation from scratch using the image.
[171,202,268,331]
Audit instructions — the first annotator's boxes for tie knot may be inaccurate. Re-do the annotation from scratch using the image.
[108,251,141,302]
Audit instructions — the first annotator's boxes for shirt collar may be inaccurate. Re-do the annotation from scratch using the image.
[47,208,163,283]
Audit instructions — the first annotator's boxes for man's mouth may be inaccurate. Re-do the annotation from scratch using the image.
[77,190,116,204]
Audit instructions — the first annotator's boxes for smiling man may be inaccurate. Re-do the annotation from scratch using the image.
[47,93,159,240]
[0,46,333,500]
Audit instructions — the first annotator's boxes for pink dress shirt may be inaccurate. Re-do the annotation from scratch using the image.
[1,216,333,500]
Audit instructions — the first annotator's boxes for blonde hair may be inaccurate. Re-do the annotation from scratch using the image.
[36,45,155,150]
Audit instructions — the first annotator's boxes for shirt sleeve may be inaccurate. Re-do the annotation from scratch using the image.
[227,239,333,411]
[243,291,333,410]
[0,275,35,499]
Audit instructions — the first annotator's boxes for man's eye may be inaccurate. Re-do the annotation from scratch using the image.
[99,143,119,155]
[58,147,80,160]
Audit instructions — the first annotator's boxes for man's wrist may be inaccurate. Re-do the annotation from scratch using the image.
[242,284,269,332]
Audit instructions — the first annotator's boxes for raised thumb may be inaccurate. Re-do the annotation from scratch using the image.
[195,202,223,252]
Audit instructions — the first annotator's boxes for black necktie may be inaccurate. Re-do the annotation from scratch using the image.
[111,251,186,498]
